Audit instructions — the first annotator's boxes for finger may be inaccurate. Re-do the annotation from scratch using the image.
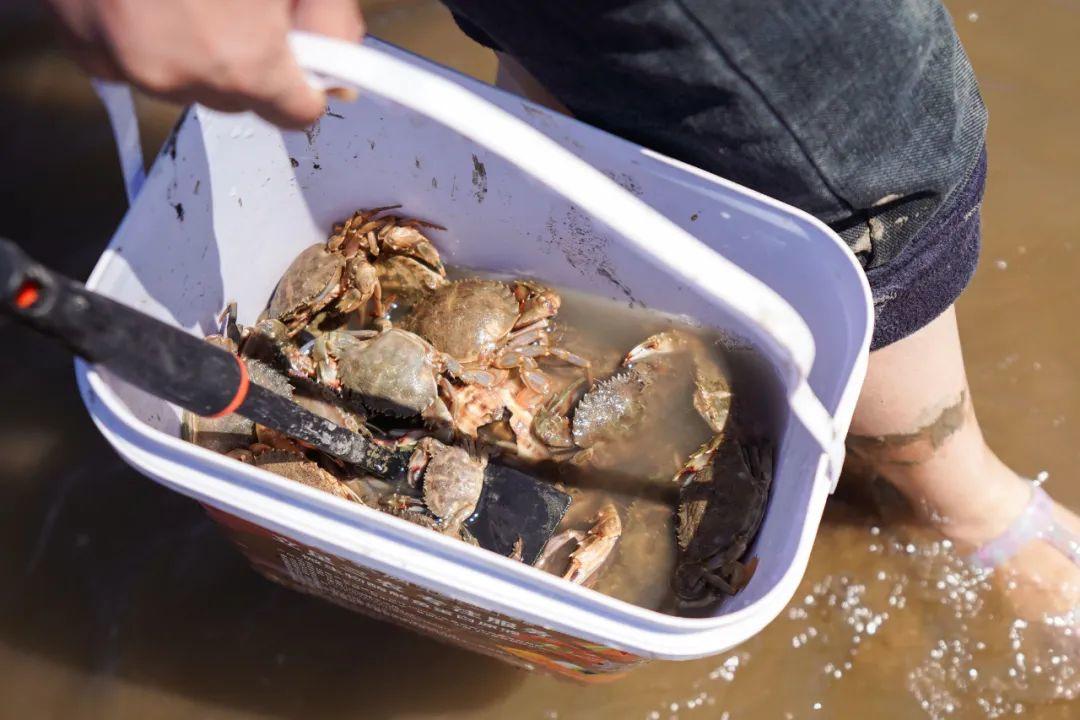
[245,40,327,129]
[291,0,365,42]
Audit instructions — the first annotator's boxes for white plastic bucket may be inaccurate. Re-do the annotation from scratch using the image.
[79,35,872,681]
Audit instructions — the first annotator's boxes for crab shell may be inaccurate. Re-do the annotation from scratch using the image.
[332,329,444,417]
[401,280,520,361]
[401,279,561,364]
[265,244,346,332]
[376,254,447,305]
[417,439,487,524]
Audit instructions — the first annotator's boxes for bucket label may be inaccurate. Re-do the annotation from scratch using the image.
[206,508,645,681]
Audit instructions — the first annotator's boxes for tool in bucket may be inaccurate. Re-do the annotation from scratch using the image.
[0,237,570,563]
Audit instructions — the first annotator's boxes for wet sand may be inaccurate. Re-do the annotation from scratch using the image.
[0,1,1077,718]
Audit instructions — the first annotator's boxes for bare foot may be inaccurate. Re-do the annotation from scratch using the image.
[944,482,1080,624]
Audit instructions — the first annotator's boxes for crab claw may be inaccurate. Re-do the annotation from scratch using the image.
[532,377,587,449]
[563,503,622,586]
[693,369,733,435]
[378,224,446,273]
[623,330,687,365]
[673,434,725,485]
[407,443,431,487]
[510,280,561,329]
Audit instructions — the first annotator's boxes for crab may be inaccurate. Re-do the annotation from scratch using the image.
[407,436,487,534]
[438,361,595,467]
[263,242,375,335]
[674,440,771,607]
[537,503,622,587]
[263,206,447,335]
[436,381,507,438]
[311,328,464,422]
[532,329,732,478]
[329,206,450,309]
[400,278,590,397]
[370,437,487,542]
[239,317,316,378]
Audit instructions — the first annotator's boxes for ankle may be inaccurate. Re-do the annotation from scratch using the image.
[885,447,1033,548]
[940,483,1035,552]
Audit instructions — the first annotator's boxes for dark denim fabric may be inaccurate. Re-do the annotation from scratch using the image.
[443,0,988,348]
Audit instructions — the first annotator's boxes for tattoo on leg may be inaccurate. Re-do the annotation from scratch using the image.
[848,391,967,466]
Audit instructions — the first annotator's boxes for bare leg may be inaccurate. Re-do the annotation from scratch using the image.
[850,306,1080,619]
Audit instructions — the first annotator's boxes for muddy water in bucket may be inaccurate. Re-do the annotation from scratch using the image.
[460,281,771,614]
[369,268,770,615]
[1,0,1079,718]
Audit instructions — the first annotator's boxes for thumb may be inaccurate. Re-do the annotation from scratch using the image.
[247,38,327,129]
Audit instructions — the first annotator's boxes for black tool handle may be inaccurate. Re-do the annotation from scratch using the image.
[0,237,406,478]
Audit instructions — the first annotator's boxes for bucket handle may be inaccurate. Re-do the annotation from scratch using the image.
[92,79,145,204]
[91,33,848,488]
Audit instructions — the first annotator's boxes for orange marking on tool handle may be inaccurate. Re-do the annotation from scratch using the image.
[13,279,41,309]
[208,354,249,418]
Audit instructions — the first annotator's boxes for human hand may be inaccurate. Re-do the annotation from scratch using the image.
[43,0,364,128]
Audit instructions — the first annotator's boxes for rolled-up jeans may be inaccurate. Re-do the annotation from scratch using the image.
[442,0,988,349]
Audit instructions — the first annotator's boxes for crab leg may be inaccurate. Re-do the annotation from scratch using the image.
[532,377,587,449]
[407,444,431,487]
[563,504,622,586]
[443,355,503,387]
[378,225,446,273]
[545,347,594,383]
[517,356,553,396]
[693,374,732,434]
[506,319,550,345]
[536,529,584,569]
[701,556,758,594]
[400,217,447,231]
